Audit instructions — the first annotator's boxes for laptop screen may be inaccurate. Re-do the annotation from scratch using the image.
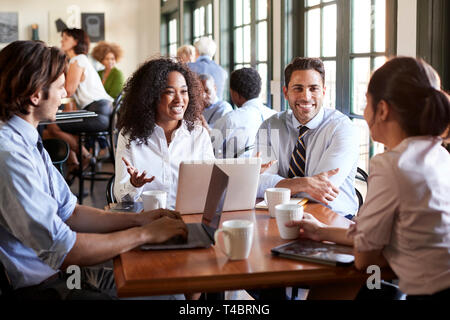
[201,165,228,241]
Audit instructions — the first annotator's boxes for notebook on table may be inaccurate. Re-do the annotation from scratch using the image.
[140,164,229,250]
[271,239,354,266]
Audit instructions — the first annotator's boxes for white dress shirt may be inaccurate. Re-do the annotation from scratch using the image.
[348,136,450,295]
[212,98,276,158]
[114,121,215,208]
[69,54,113,108]
[202,98,233,127]
[255,108,359,216]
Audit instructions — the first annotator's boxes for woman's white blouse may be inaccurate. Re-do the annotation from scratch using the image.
[348,136,450,295]
[69,54,112,108]
[114,122,215,208]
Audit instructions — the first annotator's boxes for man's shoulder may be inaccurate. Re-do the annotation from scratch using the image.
[261,110,290,127]
[321,108,355,130]
[0,124,20,151]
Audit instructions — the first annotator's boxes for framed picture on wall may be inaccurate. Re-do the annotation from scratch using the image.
[81,13,104,42]
[0,12,18,43]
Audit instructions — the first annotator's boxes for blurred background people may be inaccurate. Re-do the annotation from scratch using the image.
[92,41,125,100]
[199,73,232,128]
[213,67,275,158]
[176,44,196,64]
[44,28,113,173]
[188,37,227,100]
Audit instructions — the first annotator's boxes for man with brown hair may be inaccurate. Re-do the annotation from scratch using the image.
[0,41,187,299]
[255,57,359,218]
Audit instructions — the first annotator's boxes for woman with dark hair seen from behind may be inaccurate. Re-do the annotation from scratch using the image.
[91,41,125,99]
[44,28,113,172]
[114,57,215,208]
[287,57,450,300]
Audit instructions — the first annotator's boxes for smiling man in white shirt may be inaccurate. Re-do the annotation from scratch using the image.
[255,57,359,217]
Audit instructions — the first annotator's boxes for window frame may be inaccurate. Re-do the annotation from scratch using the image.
[225,0,273,107]
[282,0,397,170]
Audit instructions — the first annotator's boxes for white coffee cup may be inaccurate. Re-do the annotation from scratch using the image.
[214,220,254,260]
[142,190,167,211]
[275,204,304,240]
[264,188,291,218]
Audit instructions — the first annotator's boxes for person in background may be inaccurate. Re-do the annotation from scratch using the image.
[199,73,232,128]
[114,57,215,208]
[0,40,187,300]
[213,67,276,158]
[91,41,125,100]
[255,57,359,218]
[288,57,450,300]
[44,28,113,172]
[188,37,228,100]
[176,44,196,64]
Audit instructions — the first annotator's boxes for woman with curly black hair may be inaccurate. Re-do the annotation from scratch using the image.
[114,57,215,207]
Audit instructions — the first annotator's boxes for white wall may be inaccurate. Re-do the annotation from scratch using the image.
[0,0,161,79]
[397,0,417,57]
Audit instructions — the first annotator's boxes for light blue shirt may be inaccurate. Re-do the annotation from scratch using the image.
[255,108,359,216]
[188,55,228,100]
[203,98,233,128]
[212,98,276,158]
[0,116,77,289]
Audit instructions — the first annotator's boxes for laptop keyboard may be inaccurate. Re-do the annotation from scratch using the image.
[158,224,206,245]
[160,234,188,245]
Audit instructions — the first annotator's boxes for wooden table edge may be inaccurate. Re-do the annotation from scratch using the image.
[113,254,396,298]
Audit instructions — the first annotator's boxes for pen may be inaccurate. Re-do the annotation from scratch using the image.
[297,198,308,206]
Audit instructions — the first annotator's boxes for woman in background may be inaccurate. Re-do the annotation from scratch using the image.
[114,57,215,208]
[44,28,113,171]
[288,57,450,300]
[92,41,125,99]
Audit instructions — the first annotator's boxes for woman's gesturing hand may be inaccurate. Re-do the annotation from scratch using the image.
[122,157,155,188]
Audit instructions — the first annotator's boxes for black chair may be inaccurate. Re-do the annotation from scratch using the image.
[106,174,116,204]
[43,138,70,175]
[75,93,124,204]
[355,167,369,210]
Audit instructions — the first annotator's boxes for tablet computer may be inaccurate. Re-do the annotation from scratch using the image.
[271,239,355,266]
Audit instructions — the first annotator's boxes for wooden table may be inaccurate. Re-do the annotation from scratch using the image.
[113,203,396,299]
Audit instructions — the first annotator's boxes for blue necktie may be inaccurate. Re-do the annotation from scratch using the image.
[288,126,309,178]
[37,136,55,197]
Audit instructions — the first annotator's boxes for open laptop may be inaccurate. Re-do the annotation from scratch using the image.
[140,164,229,250]
[175,158,261,214]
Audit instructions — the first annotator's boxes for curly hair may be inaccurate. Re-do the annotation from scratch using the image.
[91,41,124,63]
[0,41,67,122]
[118,57,203,146]
[230,67,262,101]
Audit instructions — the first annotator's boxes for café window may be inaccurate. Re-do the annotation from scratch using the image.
[232,0,272,105]
[286,0,396,171]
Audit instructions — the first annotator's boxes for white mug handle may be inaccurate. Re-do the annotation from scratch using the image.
[214,229,231,257]
[264,192,268,207]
